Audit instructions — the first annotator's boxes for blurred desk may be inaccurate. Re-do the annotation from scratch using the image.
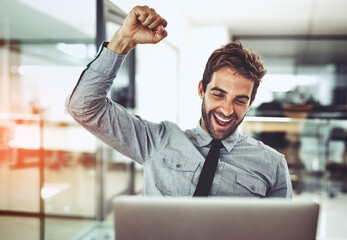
[241,116,306,133]
[0,113,97,168]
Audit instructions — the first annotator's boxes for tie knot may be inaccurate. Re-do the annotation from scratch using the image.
[211,139,223,149]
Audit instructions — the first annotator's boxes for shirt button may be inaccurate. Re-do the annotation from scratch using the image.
[176,164,181,168]
[251,186,256,191]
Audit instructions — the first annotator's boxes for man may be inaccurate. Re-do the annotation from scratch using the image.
[66,6,292,198]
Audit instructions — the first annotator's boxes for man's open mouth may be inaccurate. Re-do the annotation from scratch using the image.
[213,114,232,127]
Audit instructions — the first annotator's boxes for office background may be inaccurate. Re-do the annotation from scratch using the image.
[0,0,347,239]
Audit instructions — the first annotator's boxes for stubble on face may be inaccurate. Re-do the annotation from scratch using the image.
[201,96,245,140]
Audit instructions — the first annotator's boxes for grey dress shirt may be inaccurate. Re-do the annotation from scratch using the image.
[66,43,293,198]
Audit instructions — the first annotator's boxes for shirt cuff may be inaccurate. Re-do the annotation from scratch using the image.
[88,42,127,75]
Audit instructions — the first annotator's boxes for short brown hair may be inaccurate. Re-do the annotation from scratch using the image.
[201,41,266,103]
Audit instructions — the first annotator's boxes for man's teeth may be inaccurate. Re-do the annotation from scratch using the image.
[215,114,231,122]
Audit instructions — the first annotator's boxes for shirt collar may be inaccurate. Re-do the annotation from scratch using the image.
[194,122,240,152]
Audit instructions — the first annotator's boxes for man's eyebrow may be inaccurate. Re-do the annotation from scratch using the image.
[211,87,250,100]
[211,87,227,94]
[236,95,250,100]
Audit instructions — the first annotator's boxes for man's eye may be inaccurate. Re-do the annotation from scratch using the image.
[213,94,223,98]
[235,99,246,104]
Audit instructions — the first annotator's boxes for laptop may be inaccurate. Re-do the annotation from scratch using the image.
[113,196,320,240]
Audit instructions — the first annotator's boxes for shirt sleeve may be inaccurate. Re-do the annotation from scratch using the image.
[65,43,165,165]
[267,155,293,198]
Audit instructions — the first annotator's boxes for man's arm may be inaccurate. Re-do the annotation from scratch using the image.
[267,156,293,198]
[65,6,168,164]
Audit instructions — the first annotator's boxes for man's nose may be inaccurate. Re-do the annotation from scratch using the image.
[220,101,234,117]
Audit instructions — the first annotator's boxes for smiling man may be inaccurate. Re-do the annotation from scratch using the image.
[200,67,254,140]
[66,6,292,198]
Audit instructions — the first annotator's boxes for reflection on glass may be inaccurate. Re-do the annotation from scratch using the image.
[0,116,41,212]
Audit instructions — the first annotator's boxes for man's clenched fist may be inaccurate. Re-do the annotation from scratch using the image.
[107,5,168,54]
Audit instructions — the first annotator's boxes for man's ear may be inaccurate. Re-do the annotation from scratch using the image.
[198,80,204,99]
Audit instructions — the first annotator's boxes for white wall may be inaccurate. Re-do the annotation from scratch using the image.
[135,42,179,124]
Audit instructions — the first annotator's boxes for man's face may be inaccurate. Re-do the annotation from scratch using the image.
[199,67,254,140]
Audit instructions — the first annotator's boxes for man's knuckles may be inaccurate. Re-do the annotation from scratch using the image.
[145,14,157,23]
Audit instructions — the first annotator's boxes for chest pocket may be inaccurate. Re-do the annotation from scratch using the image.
[236,173,267,197]
[155,156,200,196]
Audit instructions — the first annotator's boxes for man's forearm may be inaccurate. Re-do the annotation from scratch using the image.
[65,43,126,124]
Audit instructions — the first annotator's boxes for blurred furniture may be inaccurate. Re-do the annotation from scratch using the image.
[326,127,347,197]
[257,101,289,148]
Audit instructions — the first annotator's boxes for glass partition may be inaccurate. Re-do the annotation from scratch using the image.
[0,0,99,239]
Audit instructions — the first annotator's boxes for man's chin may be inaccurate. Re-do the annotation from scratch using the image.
[209,128,233,140]
[209,122,234,139]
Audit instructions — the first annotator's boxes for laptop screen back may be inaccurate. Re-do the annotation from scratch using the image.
[113,196,319,240]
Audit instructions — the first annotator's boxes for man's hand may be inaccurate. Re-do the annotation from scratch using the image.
[107,5,168,54]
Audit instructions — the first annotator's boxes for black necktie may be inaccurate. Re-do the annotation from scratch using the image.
[194,139,223,197]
